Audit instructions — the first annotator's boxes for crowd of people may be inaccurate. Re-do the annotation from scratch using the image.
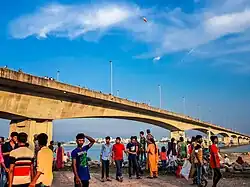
[0,129,225,187]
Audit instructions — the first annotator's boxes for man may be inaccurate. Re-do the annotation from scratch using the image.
[126,136,141,179]
[194,135,203,187]
[48,141,54,152]
[210,136,222,187]
[167,138,177,159]
[146,130,154,145]
[71,133,95,187]
[2,132,18,187]
[177,137,187,159]
[100,136,112,182]
[8,133,34,187]
[139,131,146,162]
[1,137,9,187]
[29,133,53,187]
[112,137,126,182]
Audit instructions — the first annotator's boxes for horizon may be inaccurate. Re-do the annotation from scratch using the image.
[0,0,250,139]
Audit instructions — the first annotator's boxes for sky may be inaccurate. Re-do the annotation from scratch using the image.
[0,0,250,140]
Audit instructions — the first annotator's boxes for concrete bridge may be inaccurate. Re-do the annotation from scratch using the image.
[0,68,249,145]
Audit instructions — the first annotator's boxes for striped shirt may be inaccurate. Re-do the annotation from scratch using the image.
[9,146,34,185]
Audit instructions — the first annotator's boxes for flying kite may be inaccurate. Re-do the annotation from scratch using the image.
[142,16,148,23]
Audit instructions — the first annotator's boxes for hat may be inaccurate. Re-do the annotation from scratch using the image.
[224,154,228,157]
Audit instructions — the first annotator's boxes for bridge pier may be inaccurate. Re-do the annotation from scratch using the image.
[223,137,231,146]
[9,119,53,147]
[170,130,185,140]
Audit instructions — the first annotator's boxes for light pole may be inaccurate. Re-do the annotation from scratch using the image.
[56,70,60,81]
[197,104,200,120]
[116,90,119,97]
[110,60,113,95]
[209,108,212,123]
[158,84,162,108]
[182,97,186,115]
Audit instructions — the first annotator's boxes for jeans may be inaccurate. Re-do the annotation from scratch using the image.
[196,164,202,185]
[162,160,167,169]
[140,148,146,162]
[213,168,222,187]
[128,157,139,177]
[101,160,110,179]
[115,160,123,179]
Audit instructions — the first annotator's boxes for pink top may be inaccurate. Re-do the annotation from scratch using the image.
[0,145,4,163]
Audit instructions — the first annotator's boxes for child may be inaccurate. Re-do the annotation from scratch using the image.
[160,146,167,169]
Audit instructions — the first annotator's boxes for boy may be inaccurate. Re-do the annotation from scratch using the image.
[71,133,95,187]
[100,136,112,182]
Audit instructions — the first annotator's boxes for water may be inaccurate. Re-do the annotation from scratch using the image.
[63,144,250,160]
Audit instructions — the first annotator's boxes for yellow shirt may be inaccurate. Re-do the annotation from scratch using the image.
[36,146,53,186]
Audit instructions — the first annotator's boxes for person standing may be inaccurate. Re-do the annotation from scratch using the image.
[2,132,18,187]
[29,133,53,187]
[194,135,203,187]
[8,133,34,187]
[55,143,64,170]
[167,138,177,160]
[0,137,8,187]
[126,136,141,179]
[71,133,95,187]
[139,132,146,162]
[48,141,54,152]
[146,130,154,145]
[210,136,222,187]
[112,137,126,182]
[160,146,167,170]
[147,138,159,178]
[177,137,187,159]
[100,136,112,182]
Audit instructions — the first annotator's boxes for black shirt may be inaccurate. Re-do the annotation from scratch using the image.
[126,143,137,159]
[2,141,18,168]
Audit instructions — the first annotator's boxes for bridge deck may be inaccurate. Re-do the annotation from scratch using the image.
[0,68,248,138]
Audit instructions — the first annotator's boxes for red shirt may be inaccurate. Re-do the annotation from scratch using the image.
[160,152,167,161]
[112,143,125,161]
[210,144,220,168]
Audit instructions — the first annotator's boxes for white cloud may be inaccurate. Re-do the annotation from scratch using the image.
[153,56,161,61]
[8,1,250,73]
[9,3,141,39]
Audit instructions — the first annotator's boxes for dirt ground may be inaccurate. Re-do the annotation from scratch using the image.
[52,171,250,187]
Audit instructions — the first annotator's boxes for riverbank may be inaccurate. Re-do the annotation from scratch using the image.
[52,170,250,187]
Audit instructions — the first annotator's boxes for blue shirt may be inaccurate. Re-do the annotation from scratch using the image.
[71,145,90,181]
[2,142,18,168]
[100,144,112,161]
[126,143,137,159]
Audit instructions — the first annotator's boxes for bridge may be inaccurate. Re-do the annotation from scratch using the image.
[0,68,249,145]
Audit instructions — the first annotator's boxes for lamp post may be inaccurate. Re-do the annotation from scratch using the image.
[158,85,162,108]
[110,60,113,95]
[116,90,119,97]
[183,97,186,115]
[56,71,60,81]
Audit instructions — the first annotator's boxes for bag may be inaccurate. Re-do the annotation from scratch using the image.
[181,160,191,180]
[176,165,182,178]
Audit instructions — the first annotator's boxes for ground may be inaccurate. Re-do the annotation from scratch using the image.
[52,171,250,187]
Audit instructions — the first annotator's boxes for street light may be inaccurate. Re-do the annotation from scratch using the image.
[116,90,119,97]
[56,70,60,81]
[197,104,200,120]
[158,85,162,108]
[182,97,186,115]
[109,60,113,95]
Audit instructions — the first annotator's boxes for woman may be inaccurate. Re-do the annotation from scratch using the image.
[55,142,64,170]
[147,138,159,178]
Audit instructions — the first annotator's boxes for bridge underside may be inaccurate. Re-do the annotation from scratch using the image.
[0,83,249,145]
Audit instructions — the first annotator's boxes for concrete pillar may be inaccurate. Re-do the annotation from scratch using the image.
[9,119,53,147]
[223,137,231,146]
[170,130,185,141]
[207,130,212,146]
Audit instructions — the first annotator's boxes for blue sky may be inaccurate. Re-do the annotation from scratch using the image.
[0,0,250,140]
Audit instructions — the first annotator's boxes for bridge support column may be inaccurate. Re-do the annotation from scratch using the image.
[232,138,238,145]
[170,130,185,140]
[9,119,53,146]
[207,130,212,146]
[223,137,231,146]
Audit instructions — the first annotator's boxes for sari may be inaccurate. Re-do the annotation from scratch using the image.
[147,143,159,177]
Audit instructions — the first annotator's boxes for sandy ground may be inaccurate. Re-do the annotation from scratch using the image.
[52,171,250,187]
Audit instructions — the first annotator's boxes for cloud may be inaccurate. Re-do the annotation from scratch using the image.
[153,56,161,62]
[9,3,141,39]
[8,1,250,73]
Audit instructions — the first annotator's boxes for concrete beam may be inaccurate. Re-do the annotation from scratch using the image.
[170,130,185,140]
